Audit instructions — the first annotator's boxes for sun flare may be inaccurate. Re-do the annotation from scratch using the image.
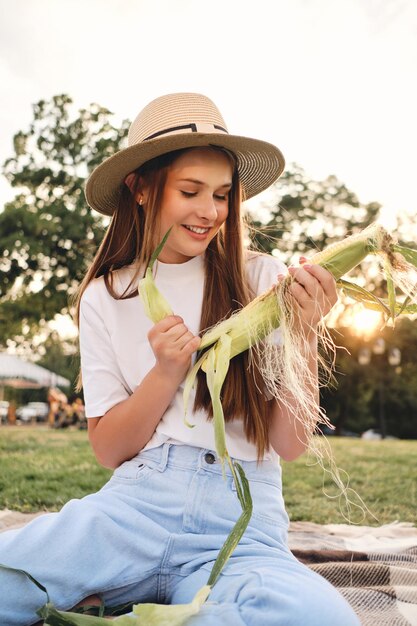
[349,305,383,338]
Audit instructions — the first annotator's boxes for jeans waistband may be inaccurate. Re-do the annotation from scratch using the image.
[135,443,282,485]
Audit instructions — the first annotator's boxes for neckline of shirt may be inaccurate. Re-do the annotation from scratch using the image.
[154,254,204,280]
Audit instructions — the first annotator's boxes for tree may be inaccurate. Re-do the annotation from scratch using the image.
[248,162,381,263]
[0,95,130,347]
[321,318,417,439]
[37,332,80,401]
[320,328,375,435]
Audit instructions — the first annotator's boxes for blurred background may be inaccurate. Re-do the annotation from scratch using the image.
[0,0,416,439]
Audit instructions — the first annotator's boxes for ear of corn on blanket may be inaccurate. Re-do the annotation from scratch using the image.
[4,223,416,625]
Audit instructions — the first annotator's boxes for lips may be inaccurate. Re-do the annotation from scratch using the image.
[183,225,210,235]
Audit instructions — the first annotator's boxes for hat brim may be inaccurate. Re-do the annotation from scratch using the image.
[85,132,285,216]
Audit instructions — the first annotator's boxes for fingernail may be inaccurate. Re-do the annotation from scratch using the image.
[299,256,307,264]
[303,264,313,269]
[277,273,285,281]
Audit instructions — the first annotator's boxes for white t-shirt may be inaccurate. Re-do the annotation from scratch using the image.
[79,252,286,461]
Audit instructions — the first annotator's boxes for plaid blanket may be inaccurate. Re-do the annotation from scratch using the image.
[2,511,417,625]
[288,521,417,626]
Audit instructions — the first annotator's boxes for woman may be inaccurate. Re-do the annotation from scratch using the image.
[0,92,360,625]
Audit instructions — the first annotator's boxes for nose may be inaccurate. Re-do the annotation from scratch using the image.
[196,194,218,222]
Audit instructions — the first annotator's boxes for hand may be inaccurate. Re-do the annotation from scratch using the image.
[148,315,201,382]
[284,258,338,338]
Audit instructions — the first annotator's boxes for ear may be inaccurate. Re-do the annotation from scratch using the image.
[124,173,136,193]
[124,173,147,205]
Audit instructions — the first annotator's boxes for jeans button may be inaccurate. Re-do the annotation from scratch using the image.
[204,452,216,464]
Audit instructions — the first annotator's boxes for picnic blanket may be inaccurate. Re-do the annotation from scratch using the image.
[1,511,417,625]
[288,521,417,626]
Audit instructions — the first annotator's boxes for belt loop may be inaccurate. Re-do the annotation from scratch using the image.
[156,442,171,472]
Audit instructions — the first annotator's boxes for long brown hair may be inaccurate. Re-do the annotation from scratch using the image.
[74,147,271,458]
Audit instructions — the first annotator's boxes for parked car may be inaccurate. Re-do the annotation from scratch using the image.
[361,429,398,440]
[361,428,382,440]
[0,400,10,423]
[319,425,360,437]
[16,402,49,423]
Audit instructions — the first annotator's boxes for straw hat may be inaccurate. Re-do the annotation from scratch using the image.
[85,92,285,216]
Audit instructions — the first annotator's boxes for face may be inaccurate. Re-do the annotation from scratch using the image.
[143,148,233,264]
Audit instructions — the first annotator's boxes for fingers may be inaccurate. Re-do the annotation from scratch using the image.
[289,265,336,299]
[148,315,201,356]
[286,263,338,326]
[301,264,338,302]
[148,315,200,382]
[287,266,321,306]
[150,315,184,334]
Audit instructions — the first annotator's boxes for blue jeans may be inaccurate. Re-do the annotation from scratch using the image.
[0,443,360,625]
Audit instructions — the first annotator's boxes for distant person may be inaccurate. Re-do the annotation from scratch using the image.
[72,398,86,430]
[0,93,359,625]
[71,398,85,422]
[47,388,67,428]
[7,401,16,425]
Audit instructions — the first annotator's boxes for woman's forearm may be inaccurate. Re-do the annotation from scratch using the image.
[87,365,183,469]
[87,316,201,469]
[268,335,319,462]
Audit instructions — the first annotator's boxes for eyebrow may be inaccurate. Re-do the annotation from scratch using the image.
[177,178,232,189]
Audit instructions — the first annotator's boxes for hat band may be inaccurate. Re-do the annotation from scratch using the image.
[143,122,228,141]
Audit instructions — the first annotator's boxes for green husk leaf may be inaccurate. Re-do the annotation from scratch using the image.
[39,586,211,625]
[381,257,397,322]
[397,294,412,316]
[338,279,391,316]
[394,243,417,268]
[183,350,209,426]
[338,279,417,315]
[138,266,173,323]
[392,301,417,314]
[201,338,254,588]
[0,564,135,624]
[207,462,253,587]
[39,604,110,625]
[72,604,105,617]
[0,562,49,602]
[128,585,211,626]
[138,228,174,323]
[386,272,397,322]
[149,227,173,269]
[205,335,232,468]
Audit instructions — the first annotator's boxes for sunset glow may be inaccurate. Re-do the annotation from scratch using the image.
[349,306,384,338]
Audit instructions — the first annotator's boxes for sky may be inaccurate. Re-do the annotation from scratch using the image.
[0,0,416,228]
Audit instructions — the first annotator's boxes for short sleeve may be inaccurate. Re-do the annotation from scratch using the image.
[79,291,131,418]
[246,252,287,347]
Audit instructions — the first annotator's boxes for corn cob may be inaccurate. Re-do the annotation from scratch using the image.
[198,223,392,358]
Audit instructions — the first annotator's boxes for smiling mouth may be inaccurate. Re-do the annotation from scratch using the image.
[183,225,210,234]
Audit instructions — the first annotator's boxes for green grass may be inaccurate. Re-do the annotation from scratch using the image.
[282,437,417,525]
[1,426,416,525]
[0,426,111,512]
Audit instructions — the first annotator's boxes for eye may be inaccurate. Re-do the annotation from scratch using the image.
[214,193,228,201]
[181,191,197,197]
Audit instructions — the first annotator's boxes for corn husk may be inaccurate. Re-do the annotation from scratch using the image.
[138,228,173,322]
[0,561,209,626]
